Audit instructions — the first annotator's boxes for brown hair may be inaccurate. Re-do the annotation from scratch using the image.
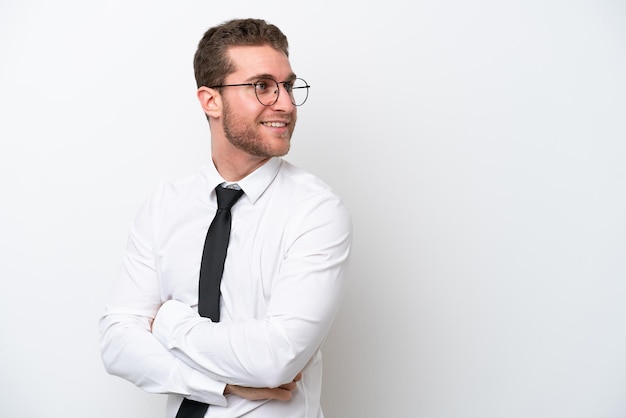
[193,18,289,89]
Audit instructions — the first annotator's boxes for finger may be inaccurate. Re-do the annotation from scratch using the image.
[293,372,303,382]
[235,386,293,402]
[279,381,297,391]
[261,387,292,401]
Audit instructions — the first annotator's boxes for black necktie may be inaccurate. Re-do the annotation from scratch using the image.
[176,185,244,418]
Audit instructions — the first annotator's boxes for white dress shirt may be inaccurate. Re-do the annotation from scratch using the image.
[99,157,352,417]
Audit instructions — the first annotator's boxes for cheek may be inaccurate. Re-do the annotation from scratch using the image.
[232,91,265,113]
[225,102,264,127]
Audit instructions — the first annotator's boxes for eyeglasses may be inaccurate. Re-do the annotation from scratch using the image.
[210,77,310,106]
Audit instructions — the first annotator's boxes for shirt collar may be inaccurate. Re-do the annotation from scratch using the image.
[204,157,282,204]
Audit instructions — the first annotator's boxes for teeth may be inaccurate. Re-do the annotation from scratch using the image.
[263,122,286,127]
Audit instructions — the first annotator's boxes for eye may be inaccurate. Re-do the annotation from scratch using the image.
[283,80,294,93]
[254,80,270,92]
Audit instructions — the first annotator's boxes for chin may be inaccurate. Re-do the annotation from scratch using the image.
[269,136,291,156]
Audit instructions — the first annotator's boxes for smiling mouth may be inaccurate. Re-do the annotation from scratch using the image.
[262,121,288,128]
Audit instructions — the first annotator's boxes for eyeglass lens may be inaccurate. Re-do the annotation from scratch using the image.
[255,78,309,106]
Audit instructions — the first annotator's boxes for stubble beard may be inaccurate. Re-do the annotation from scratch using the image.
[222,100,294,158]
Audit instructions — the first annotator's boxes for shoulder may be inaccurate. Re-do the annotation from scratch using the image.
[132,167,211,226]
[275,160,352,227]
[149,167,209,204]
[277,160,340,198]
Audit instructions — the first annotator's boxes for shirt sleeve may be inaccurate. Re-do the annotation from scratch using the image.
[98,189,228,406]
[151,195,352,388]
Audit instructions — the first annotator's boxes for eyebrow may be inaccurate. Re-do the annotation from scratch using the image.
[244,73,297,82]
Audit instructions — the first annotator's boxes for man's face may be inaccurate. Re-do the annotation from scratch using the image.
[220,45,298,158]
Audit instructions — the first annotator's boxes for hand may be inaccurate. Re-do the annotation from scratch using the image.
[224,372,303,401]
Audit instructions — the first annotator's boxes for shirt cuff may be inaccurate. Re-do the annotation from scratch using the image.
[183,367,228,406]
[154,300,227,406]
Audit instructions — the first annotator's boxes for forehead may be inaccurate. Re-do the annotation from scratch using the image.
[226,45,294,81]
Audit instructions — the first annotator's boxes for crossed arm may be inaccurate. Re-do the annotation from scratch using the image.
[147,314,303,402]
[99,192,352,405]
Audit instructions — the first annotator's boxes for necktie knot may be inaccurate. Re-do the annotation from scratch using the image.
[216,186,244,210]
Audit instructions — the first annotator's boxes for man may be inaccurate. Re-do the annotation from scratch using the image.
[99,18,352,418]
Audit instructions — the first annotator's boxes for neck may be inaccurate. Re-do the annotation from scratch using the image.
[211,142,270,182]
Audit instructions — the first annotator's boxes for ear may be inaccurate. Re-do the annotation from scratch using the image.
[197,86,222,118]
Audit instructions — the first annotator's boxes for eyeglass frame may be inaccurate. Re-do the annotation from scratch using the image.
[209,77,310,107]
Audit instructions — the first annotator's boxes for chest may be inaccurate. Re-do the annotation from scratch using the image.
[154,204,291,319]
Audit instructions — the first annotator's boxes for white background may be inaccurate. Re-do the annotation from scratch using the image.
[1,1,625,417]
